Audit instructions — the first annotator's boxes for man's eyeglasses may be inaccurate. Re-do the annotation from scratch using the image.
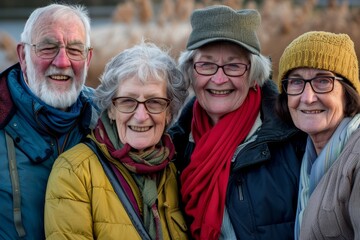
[23,42,92,61]
[112,97,171,114]
[194,62,250,77]
[282,76,344,95]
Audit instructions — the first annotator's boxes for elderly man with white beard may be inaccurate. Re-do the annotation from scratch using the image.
[0,3,98,240]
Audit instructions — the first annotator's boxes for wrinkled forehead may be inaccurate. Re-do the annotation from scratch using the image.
[287,67,334,78]
[32,9,85,40]
[194,41,250,61]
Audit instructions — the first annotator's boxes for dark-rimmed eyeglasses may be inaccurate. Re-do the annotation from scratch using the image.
[194,62,250,77]
[282,76,343,95]
[112,97,171,114]
[23,42,92,61]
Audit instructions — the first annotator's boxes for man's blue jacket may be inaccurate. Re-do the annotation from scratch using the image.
[0,63,98,239]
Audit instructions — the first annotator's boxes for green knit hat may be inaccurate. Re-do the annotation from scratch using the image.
[278,31,360,94]
[186,5,261,55]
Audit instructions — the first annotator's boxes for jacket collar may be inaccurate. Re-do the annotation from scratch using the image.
[0,63,19,129]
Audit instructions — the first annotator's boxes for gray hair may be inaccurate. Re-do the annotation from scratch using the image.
[20,3,91,47]
[178,46,271,87]
[94,42,189,123]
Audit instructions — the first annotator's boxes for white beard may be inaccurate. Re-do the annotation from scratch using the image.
[24,52,87,109]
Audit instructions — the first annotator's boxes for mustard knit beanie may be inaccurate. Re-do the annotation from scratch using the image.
[278,31,360,94]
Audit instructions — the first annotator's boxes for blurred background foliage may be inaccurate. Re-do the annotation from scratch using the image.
[0,0,359,87]
[0,0,122,8]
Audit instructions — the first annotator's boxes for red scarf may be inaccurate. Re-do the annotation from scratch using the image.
[181,86,261,239]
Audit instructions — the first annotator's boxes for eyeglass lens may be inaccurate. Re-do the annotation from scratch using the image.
[194,62,249,77]
[112,97,170,113]
[283,76,336,95]
[30,42,89,61]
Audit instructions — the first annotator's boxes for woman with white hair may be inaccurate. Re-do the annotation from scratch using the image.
[45,42,190,239]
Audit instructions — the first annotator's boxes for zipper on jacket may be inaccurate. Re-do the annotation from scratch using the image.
[237,178,244,201]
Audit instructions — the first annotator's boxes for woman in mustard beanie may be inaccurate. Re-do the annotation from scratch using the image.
[276,31,360,240]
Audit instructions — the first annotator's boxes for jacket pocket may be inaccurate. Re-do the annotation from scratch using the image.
[164,207,188,240]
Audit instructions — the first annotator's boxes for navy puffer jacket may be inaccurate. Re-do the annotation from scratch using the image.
[169,80,306,240]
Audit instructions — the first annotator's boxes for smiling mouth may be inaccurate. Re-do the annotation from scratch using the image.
[129,126,152,132]
[50,75,70,81]
[208,89,232,95]
[301,110,323,114]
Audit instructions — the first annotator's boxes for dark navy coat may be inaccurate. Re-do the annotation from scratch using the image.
[169,80,306,240]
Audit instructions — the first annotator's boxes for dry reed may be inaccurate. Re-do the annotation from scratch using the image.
[1,0,359,87]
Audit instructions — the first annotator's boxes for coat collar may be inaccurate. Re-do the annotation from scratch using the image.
[0,63,19,129]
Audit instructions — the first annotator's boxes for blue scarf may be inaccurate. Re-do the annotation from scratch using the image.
[8,68,89,147]
[295,114,360,239]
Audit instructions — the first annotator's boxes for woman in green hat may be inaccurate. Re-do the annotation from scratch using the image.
[169,5,306,240]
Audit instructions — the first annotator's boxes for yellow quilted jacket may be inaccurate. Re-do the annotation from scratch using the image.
[45,137,188,240]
